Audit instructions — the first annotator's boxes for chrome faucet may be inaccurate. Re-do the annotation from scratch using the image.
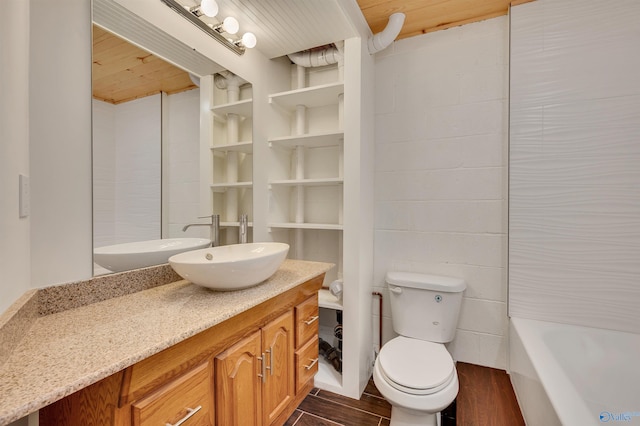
[182,214,220,247]
[239,214,248,244]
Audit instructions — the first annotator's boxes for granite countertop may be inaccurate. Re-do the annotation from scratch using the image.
[0,259,332,425]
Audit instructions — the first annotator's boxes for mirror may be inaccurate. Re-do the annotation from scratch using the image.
[92,0,253,275]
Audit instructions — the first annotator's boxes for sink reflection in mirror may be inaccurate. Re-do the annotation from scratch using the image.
[94,238,211,274]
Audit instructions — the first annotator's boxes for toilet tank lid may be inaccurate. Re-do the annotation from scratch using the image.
[386,272,466,292]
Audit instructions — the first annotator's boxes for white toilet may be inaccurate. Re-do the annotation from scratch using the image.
[373,272,466,426]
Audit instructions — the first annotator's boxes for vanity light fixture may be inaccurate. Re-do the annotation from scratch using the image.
[160,0,257,55]
[200,0,218,17]
[217,16,239,35]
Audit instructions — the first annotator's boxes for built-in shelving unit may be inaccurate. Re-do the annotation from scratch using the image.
[198,39,370,401]
[210,73,253,244]
[266,60,350,395]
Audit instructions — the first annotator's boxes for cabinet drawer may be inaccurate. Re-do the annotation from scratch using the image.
[295,336,319,393]
[132,362,214,426]
[295,294,319,348]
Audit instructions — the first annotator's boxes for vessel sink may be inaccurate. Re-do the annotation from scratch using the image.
[94,238,211,273]
[168,242,290,290]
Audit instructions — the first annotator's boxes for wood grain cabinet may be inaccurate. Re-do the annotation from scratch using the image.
[39,274,323,426]
[132,362,214,426]
[215,310,294,426]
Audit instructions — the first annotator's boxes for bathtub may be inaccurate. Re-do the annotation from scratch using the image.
[509,317,640,426]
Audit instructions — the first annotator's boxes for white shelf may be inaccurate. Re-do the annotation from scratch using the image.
[210,182,253,192]
[269,178,343,187]
[314,357,343,394]
[318,288,343,311]
[268,222,343,231]
[211,141,253,154]
[211,98,253,119]
[268,131,344,149]
[269,82,344,111]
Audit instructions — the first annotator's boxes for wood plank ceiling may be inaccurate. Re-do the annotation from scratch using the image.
[92,25,196,104]
[357,0,528,40]
[95,0,528,104]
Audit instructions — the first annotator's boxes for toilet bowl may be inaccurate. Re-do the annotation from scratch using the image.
[375,272,466,426]
[373,337,458,426]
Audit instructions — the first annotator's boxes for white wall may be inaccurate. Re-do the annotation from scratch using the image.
[114,96,162,244]
[509,0,640,334]
[92,100,116,248]
[29,0,93,288]
[93,96,162,247]
[165,89,203,238]
[373,17,509,369]
[0,0,31,314]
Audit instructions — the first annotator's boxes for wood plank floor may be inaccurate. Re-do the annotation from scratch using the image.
[285,362,525,426]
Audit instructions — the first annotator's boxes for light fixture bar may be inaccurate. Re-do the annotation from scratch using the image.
[160,0,245,55]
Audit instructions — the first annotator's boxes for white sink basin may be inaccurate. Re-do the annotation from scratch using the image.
[168,242,289,290]
[94,238,211,272]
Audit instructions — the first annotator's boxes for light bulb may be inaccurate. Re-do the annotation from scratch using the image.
[222,16,239,35]
[200,0,218,17]
[241,32,257,49]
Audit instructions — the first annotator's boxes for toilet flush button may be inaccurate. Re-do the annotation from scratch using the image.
[435,295,442,302]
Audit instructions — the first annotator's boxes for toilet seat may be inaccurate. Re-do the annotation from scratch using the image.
[378,336,455,396]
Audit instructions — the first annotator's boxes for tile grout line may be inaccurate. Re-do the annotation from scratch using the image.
[362,391,387,402]
[312,393,390,421]
[290,411,304,426]
[298,410,346,426]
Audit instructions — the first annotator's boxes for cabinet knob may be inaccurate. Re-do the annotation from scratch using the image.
[165,405,201,426]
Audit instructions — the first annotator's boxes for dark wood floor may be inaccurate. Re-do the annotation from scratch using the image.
[285,362,524,426]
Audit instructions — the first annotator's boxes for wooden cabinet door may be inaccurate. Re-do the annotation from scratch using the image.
[261,310,295,426]
[215,330,263,426]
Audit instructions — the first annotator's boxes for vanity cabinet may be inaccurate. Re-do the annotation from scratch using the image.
[216,309,294,426]
[39,274,323,426]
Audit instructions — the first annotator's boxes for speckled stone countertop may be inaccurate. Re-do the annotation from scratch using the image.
[0,259,332,425]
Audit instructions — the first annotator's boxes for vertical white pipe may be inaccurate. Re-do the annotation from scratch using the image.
[296,64,306,89]
[295,139,304,257]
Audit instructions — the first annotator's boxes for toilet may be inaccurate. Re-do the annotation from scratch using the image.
[373,272,466,426]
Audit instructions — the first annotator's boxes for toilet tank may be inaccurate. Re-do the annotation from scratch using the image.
[386,272,466,343]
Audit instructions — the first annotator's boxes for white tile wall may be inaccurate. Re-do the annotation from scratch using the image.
[92,100,116,248]
[92,95,161,248]
[166,89,202,238]
[509,0,640,334]
[373,16,509,369]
